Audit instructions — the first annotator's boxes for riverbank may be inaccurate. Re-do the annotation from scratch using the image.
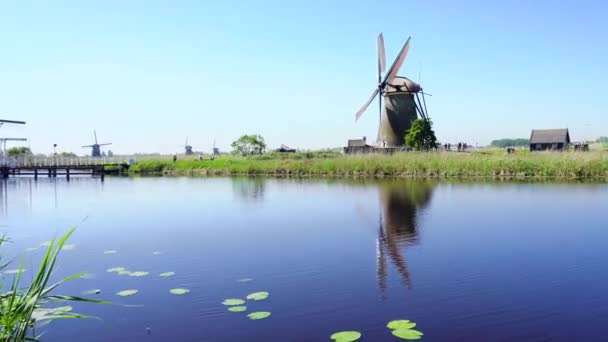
[127,150,608,179]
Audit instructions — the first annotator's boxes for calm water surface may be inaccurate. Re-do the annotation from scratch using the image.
[1,177,607,341]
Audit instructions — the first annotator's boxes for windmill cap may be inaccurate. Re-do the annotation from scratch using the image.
[385,76,421,94]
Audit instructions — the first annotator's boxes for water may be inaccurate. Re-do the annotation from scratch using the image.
[1,177,608,341]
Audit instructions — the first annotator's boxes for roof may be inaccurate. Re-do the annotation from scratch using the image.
[348,138,368,147]
[530,129,570,144]
[385,77,421,94]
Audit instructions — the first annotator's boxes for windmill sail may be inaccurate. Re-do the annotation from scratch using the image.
[383,37,411,86]
[377,33,386,78]
[355,88,380,121]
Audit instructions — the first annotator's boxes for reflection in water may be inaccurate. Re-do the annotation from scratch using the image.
[376,182,434,291]
[232,177,265,202]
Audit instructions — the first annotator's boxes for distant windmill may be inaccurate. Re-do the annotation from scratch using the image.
[82,130,112,157]
[184,137,193,155]
[354,33,430,147]
[212,139,219,155]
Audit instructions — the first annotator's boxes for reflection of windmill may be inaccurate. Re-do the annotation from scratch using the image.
[82,130,111,157]
[184,137,193,155]
[354,33,430,147]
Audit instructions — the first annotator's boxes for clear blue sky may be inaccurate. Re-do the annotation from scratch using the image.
[0,0,606,155]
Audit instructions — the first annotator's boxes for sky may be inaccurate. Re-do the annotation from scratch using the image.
[0,0,606,155]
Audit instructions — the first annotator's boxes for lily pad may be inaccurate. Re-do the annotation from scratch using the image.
[159,272,175,278]
[330,331,362,342]
[116,289,138,297]
[222,299,245,306]
[82,289,101,295]
[3,269,25,275]
[106,267,126,273]
[246,291,269,301]
[387,320,416,330]
[103,250,117,254]
[61,244,76,251]
[392,329,424,340]
[128,271,149,277]
[118,270,132,275]
[247,311,271,320]
[228,306,247,312]
[169,288,190,295]
[237,278,253,282]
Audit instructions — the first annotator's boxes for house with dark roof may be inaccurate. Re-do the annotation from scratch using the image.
[529,129,570,151]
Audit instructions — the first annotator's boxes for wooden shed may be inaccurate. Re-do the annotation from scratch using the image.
[529,129,570,151]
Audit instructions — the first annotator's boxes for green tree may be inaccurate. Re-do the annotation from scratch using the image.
[58,152,77,157]
[596,137,608,143]
[490,138,529,148]
[107,150,114,157]
[231,134,266,156]
[405,119,438,151]
[7,146,32,158]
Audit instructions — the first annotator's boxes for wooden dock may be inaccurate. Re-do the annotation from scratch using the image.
[0,157,130,181]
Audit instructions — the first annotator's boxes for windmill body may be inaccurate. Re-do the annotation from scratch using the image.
[82,131,111,157]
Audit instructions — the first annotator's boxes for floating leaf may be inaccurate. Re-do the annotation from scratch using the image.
[129,271,149,277]
[103,250,117,254]
[116,289,138,297]
[247,311,271,320]
[61,244,76,251]
[4,269,25,275]
[392,329,424,340]
[330,331,362,342]
[222,299,245,306]
[82,289,101,295]
[387,320,416,330]
[169,288,190,295]
[106,267,126,273]
[118,270,132,275]
[228,306,247,312]
[246,291,269,301]
[159,272,175,278]
[237,278,253,282]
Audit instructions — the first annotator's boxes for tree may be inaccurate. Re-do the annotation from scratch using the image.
[596,137,608,143]
[405,119,438,151]
[231,134,266,156]
[7,146,32,158]
[107,150,114,157]
[58,152,77,157]
[490,138,529,148]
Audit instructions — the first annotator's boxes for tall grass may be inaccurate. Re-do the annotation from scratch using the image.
[128,151,608,179]
[0,228,107,341]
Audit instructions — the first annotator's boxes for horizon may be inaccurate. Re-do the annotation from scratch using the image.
[1,0,606,155]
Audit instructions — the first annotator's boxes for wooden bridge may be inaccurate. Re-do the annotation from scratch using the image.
[0,157,131,181]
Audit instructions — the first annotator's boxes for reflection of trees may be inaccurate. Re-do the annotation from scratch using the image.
[376,182,434,291]
[231,177,266,202]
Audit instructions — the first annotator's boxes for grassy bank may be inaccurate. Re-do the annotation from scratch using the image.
[126,150,608,179]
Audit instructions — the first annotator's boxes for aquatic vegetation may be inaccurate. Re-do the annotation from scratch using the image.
[103,250,117,254]
[116,289,138,297]
[82,289,101,295]
[61,244,76,251]
[237,278,253,282]
[387,319,423,340]
[159,272,175,278]
[169,288,190,295]
[4,269,26,275]
[228,306,247,312]
[117,270,132,275]
[128,271,149,277]
[330,331,361,342]
[106,267,126,273]
[246,291,269,301]
[247,311,271,320]
[222,299,245,306]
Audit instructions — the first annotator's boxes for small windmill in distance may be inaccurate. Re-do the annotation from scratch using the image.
[184,137,193,155]
[212,139,219,156]
[82,130,112,157]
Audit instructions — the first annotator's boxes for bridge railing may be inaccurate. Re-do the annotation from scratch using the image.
[7,157,135,168]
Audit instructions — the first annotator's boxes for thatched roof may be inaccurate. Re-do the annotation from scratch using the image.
[530,129,570,144]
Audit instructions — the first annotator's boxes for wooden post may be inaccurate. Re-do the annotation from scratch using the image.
[34,168,38,180]
[66,168,70,181]
[48,168,51,177]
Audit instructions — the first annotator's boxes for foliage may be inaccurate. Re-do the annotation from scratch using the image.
[596,137,608,143]
[490,138,529,148]
[57,152,77,158]
[230,134,266,156]
[0,228,108,341]
[7,147,32,158]
[405,119,438,151]
[107,150,114,157]
[330,331,361,341]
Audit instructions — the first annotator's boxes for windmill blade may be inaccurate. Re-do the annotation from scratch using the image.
[382,37,411,86]
[377,33,386,81]
[82,145,94,148]
[355,88,380,121]
[98,143,112,146]
[94,130,98,145]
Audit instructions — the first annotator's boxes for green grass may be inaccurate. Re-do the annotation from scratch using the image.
[127,150,608,179]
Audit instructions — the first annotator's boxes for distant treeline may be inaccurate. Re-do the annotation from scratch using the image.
[490,138,529,148]
[597,137,608,143]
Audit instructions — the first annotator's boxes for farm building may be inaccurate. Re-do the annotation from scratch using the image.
[529,129,570,151]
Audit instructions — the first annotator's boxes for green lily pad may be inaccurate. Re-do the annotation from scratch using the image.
[330,331,361,341]
[4,269,25,275]
[246,291,269,301]
[169,288,190,295]
[237,278,253,282]
[106,267,126,273]
[116,289,138,297]
[61,244,76,251]
[247,311,271,320]
[222,299,245,306]
[103,250,117,254]
[128,271,149,277]
[159,272,175,278]
[228,306,247,312]
[387,320,416,330]
[392,329,424,340]
[118,270,132,275]
[82,289,101,295]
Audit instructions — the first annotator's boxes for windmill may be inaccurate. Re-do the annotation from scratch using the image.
[184,137,193,155]
[355,33,430,147]
[212,139,219,155]
[82,130,111,157]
